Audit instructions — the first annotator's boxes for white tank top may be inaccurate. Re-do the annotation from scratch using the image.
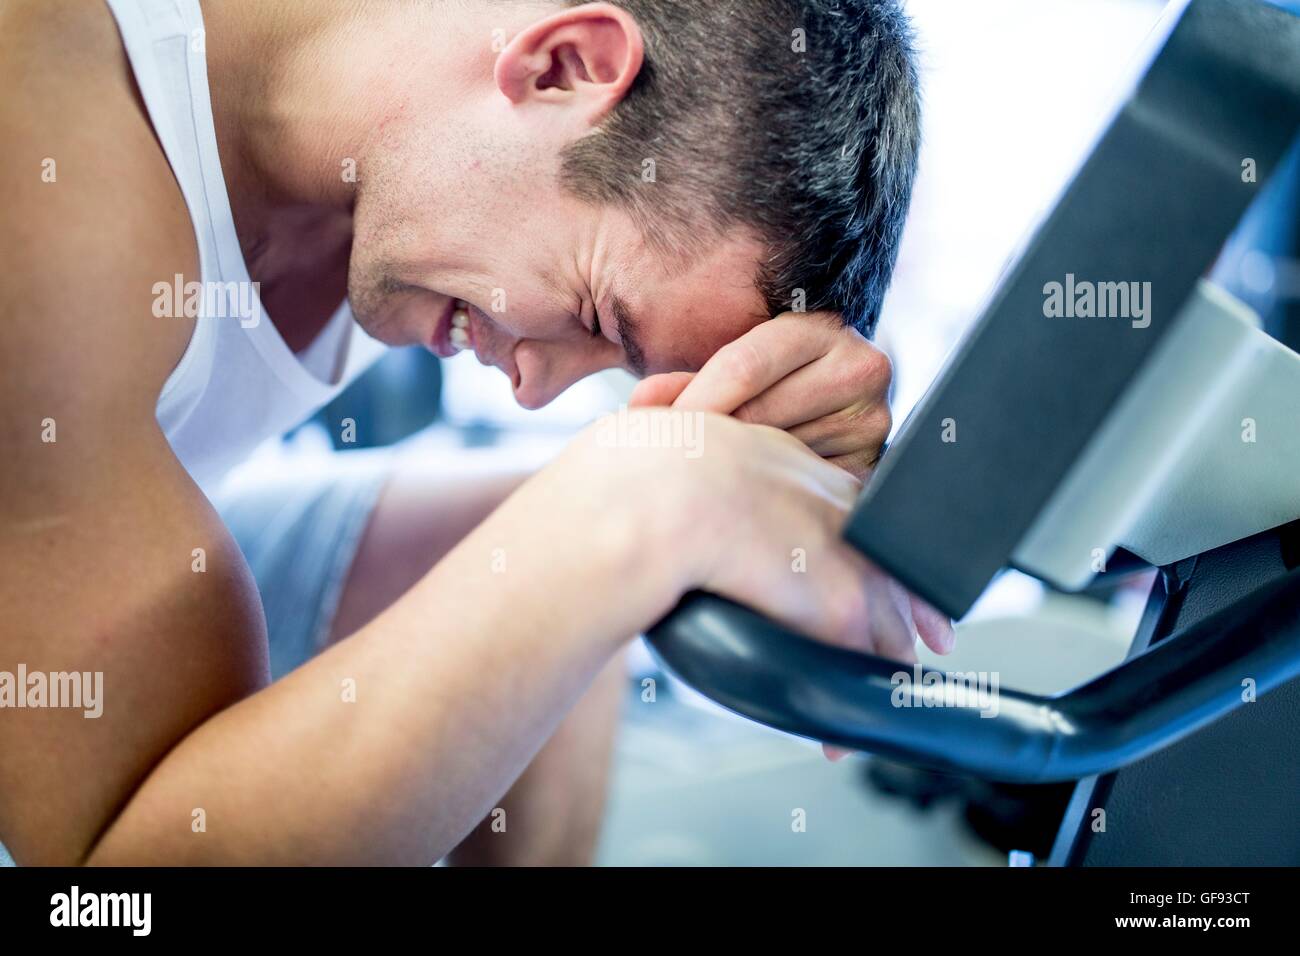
[104,0,386,493]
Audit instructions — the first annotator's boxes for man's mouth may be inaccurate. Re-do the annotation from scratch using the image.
[429,297,475,358]
[427,295,520,389]
[450,304,472,352]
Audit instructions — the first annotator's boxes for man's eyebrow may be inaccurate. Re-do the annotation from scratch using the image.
[608,293,648,376]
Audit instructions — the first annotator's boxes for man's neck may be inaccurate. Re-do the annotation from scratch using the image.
[200,0,375,349]
[199,0,519,351]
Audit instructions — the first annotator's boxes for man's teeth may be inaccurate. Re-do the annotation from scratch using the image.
[450,304,471,351]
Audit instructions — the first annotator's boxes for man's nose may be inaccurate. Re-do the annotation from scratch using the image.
[512,340,620,410]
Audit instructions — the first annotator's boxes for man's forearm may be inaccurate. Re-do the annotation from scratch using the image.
[85,501,656,866]
[449,655,624,866]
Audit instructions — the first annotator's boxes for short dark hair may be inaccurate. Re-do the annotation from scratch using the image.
[558,0,921,336]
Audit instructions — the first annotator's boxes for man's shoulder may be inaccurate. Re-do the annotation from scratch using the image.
[0,0,198,417]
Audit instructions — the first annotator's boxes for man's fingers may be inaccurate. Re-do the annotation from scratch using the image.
[824,451,877,480]
[731,342,891,431]
[670,313,836,414]
[804,552,917,663]
[873,577,919,664]
[629,372,695,408]
[911,594,956,655]
[656,313,892,483]
[787,404,892,459]
[818,574,919,762]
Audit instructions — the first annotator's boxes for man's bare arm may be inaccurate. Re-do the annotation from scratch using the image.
[0,0,272,864]
[0,172,653,865]
[0,0,934,867]
[0,2,646,865]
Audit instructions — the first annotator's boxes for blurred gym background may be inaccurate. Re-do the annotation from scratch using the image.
[218,0,1298,865]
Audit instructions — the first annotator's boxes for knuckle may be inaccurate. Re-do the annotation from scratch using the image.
[828,401,882,441]
[862,404,892,442]
[854,346,893,391]
[837,397,891,441]
[719,338,767,392]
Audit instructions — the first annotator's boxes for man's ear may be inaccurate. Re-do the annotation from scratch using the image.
[493,2,644,125]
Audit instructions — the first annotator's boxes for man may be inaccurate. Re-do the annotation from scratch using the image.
[0,0,951,866]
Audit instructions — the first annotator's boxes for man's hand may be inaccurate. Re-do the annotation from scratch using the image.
[629,310,954,744]
[630,311,892,480]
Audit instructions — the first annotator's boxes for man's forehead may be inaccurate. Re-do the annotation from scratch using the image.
[613,286,769,376]
[616,233,771,374]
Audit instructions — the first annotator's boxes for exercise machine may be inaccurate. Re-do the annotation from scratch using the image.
[647,0,1300,865]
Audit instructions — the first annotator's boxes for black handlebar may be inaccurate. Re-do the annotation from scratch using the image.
[644,567,1300,783]
[639,0,1300,785]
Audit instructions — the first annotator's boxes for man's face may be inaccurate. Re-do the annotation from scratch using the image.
[348,146,770,409]
[342,0,773,409]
